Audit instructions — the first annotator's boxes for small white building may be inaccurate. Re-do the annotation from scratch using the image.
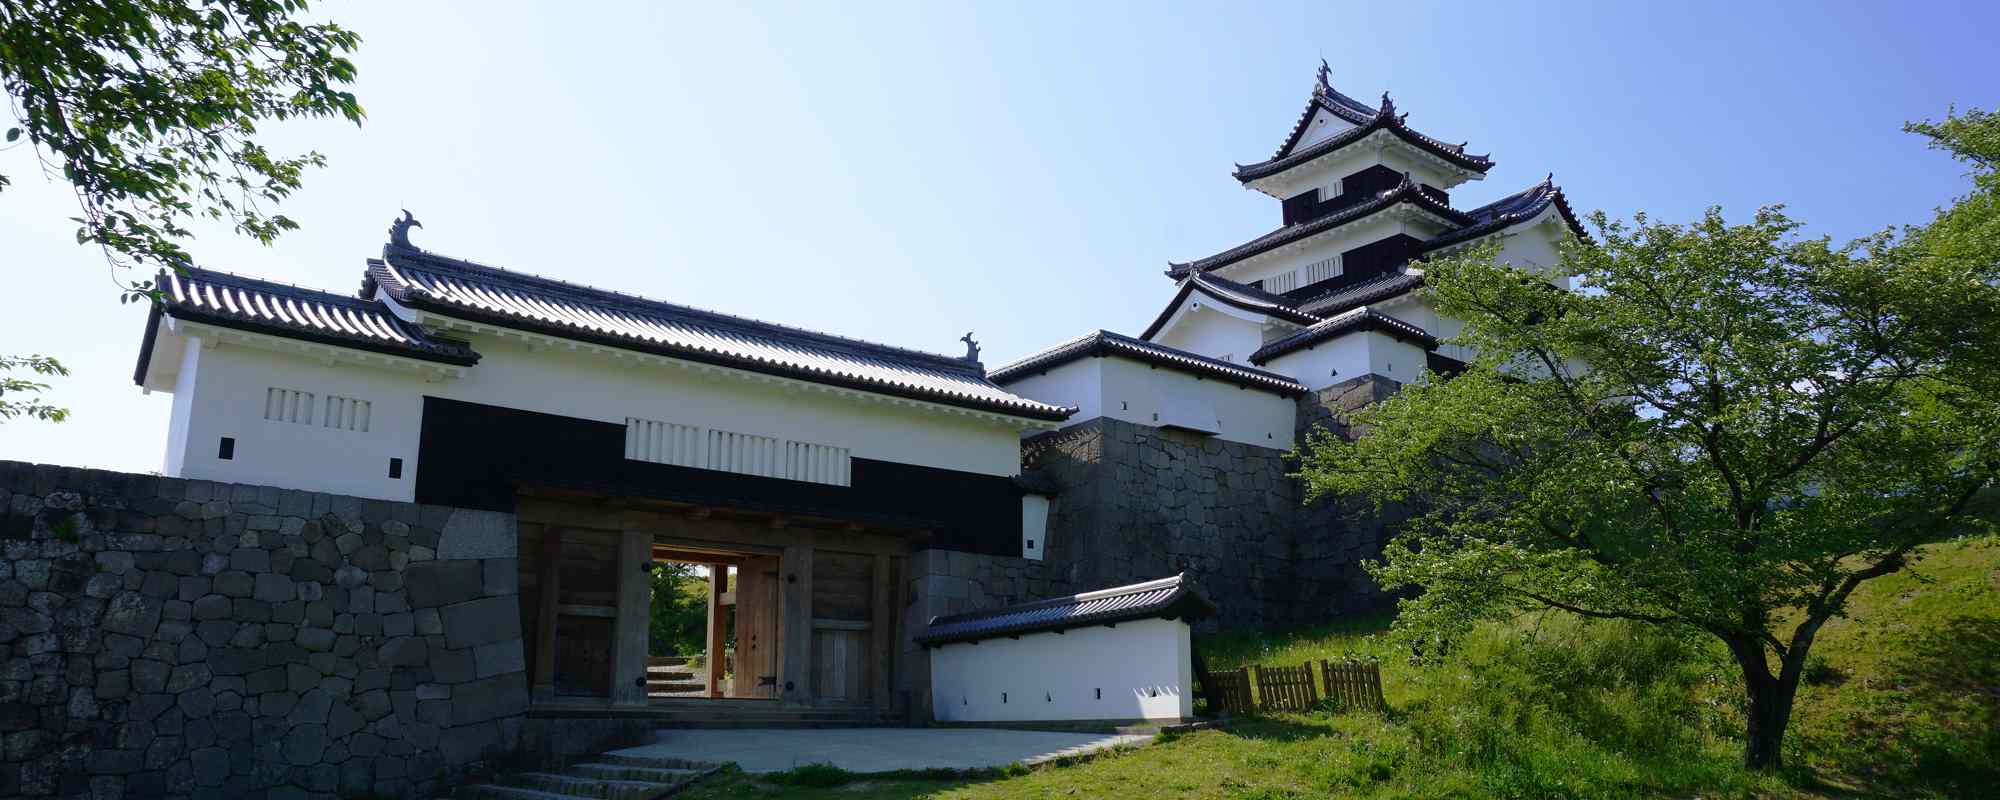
[919,574,1214,725]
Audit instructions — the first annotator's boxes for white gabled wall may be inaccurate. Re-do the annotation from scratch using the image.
[1262,328,1430,391]
[160,327,1034,502]
[1148,304,1267,364]
[169,340,427,501]
[1001,356,1297,450]
[928,617,1193,723]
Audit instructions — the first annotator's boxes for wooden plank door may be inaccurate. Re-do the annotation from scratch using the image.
[728,556,782,698]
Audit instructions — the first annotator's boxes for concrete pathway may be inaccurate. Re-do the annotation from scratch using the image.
[611,727,1155,774]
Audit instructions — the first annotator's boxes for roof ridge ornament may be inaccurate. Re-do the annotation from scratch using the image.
[388,210,422,250]
[1377,91,1397,120]
[960,331,982,364]
[1316,59,1332,92]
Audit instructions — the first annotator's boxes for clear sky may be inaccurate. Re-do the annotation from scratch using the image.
[2,0,1994,472]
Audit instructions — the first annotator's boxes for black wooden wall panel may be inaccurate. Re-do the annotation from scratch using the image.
[414,396,1022,555]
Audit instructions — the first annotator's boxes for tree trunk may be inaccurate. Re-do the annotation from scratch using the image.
[1725,634,1803,771]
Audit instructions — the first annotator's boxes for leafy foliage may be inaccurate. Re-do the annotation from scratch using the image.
[1297,109,2000,769]
[1,0,363,288]
[1,0,363,425]
[0,354,69,422]
[649,562,712,658]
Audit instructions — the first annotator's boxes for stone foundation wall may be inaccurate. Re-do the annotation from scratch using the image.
[995,376,1410,634]
[1286,376,1407,623]
[0,461,528,799]
[1022,418,1298,631]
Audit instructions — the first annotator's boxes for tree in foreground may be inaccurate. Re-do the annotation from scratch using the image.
[0,0,362,420]
[1298,109,2000,770]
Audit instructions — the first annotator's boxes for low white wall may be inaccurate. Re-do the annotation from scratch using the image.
[928,617,1194,723]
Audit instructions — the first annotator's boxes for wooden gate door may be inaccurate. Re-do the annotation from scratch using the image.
[729,556,781,698]
[810,552,874,704]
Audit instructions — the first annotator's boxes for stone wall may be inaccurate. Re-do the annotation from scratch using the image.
[1022,417,1298,631]
[1286,376,1407,623]
[1000,376,1409,634]
[0,461,528,799]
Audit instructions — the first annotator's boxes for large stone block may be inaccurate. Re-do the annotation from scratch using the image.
[436,510,515,560]
[440,596,520,650]
[448,672,527,726]
[404,560,482,609]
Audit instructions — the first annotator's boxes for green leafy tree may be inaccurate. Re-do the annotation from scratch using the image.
[1298,109,2000,770]
[1,0,363,420]
[0,354,69,421]
[649,562,712,659]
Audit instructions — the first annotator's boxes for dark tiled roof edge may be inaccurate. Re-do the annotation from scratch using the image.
[1250,307,1437,364]
[1138,274,1318,340]
[1168,177,1473,278]
[138,267,480,388]
[369,249,1073,422]
[1296,271,1426,317]
[913,573,1216,646]
[988,330,1306,396]
[1240,73,1493,184]
[372,244,986,376]
[1422,176,1588,252]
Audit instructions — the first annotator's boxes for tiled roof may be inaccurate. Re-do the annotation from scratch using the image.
[990,330,1306,396]
[1139,273,1320,339]
[1422,175,1587,252]
[1296,270,1426,317]
[1250,306,1437,365]
[140,267,480,381]
[914,574,1215,646]
[365,243,1071,422]
[1238,63,1493,184]
[1168,176,1472,278]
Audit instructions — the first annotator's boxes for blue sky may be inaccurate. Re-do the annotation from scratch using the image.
[2,0,1994,472]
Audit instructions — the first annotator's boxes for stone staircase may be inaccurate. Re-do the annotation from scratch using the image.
[646,656,706,698]
[452,753,720,800]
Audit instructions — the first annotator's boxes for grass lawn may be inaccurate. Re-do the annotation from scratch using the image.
[679,535,1999,799]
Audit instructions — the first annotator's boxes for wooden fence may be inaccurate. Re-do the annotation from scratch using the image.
[1203,667,1255,716]
[1320,659,1387,711]
[1196,658,1385,717]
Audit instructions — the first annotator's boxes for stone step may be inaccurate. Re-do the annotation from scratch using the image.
[505,772,678,800]
[646,666,697,677]
[646,656,691,667]
[566,763,705,784]
[453,784,586,800]
[594,753,725,770]
[645,681,705,693]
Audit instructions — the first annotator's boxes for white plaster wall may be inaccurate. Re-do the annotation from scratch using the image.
[170,340,427,501]
[162,340,202,478]
[163,327,1034,502]
[1148,305,1266,364]
[1293,108,1355,150]
[928,617,1193,723]
[1262,329,1428,391]
[1002,356,1297,450]
[1097,358,1296,450]
[999,359,1102,426]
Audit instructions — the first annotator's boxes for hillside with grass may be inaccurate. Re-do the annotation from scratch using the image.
[680,535,1998,799]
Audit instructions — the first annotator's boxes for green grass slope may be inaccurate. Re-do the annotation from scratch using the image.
[678,535,1998,799]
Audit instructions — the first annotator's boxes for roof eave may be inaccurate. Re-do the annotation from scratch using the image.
[397,293,1072,423]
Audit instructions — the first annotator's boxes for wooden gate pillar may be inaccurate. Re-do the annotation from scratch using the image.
[705,563,729,697]
[610,529,653,706]
[777,544,814,703]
